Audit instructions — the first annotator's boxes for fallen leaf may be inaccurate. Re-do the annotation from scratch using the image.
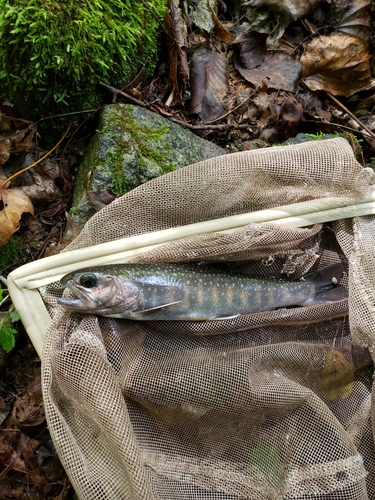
[87,188,117,211]
[243,0,320,46]
[0,176,34,249]
[187,0,216,33]
[9,126,36,153]
[0,138,10,165]
[253,92,279,131]
[332,0,371,44]
[189,46,229,121]
[212,9,236,43]
[233,32,267,70]
[320,350,354,401]
[279,95,304,139]
[0,397,9,425]
[301,33,373,96]
[234,52,302,92]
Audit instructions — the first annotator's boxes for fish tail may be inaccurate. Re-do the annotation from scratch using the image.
[301,263,348,305]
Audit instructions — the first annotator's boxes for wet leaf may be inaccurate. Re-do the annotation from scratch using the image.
[301,33,373,96]
[279,95,304,139]
[332,0,371,44]
[188,0,216,33]
[243,0,320,45]
[87,189,117,212]
[234,52,302,92]
[233,32,267,70]
[189,46,229,121]
[0,177,34,249]
[320,350,354,400]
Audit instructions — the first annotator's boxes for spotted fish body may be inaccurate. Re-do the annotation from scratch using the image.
[57,262,347,320]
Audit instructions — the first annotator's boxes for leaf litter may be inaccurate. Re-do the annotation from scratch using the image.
[128,0,375,151]
[2,0,375,497]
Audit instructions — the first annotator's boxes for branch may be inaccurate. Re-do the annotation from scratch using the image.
[99,82,252,132]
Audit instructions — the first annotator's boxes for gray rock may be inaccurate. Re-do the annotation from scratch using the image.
[71,104,225,226]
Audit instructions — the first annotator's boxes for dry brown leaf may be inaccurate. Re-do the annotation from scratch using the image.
[211,9,236,43]
[301,33,373,96]
[0,139,10,165]
[234,52,302,93]
[0,177,34,248]
[189,46,229,121]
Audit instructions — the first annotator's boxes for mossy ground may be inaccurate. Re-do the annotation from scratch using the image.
[0,235,23,274]
[0,0,167,125]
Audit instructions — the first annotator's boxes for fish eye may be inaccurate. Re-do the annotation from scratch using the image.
[79,273,98,288]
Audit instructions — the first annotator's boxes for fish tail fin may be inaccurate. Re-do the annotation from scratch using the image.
[301,263,348,305]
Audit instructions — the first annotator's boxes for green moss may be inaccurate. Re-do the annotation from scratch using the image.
[99,105,176,194]
[0,235,23,272]
[0,0,167,121]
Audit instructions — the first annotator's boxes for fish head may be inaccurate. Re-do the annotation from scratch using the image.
[57,270,139,316]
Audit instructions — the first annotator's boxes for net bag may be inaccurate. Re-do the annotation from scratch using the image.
[40,138,375,499]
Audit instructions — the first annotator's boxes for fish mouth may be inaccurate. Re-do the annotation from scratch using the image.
[57,282,100,311]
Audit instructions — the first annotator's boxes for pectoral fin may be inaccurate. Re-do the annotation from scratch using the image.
[214,314,240,320]
[135,301,182,313]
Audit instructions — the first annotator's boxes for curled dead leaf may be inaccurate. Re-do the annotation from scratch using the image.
[234,52,302,93]
[189,46,229,121]
[279,95,304,140]
[243,0,320,46]
[0,139,10,165]
[211,9,236,43]
[301,33,373,96]
[233,32,267,70]
[332,0,371,44]
[0,176,34,248]
[187,0,216,33]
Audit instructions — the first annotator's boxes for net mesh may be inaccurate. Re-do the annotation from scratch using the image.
[41,138,375,499]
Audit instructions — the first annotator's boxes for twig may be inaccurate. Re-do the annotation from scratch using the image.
[59,107,102,168]
[326,92,375,140]
[37,109,99,123]
[204,87,258,125]
[1,122,75,189]
[99,82,253,131]
[167,119,251,131]
[0,455,18,479]
[304,119,375,140]
[0,294,10,307]
[0,123,36,144]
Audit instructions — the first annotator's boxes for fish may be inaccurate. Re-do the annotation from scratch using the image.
[57,262,348,321]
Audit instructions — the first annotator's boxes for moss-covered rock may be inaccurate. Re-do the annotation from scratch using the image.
[0,0,167,120]
[71,104,226,226]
